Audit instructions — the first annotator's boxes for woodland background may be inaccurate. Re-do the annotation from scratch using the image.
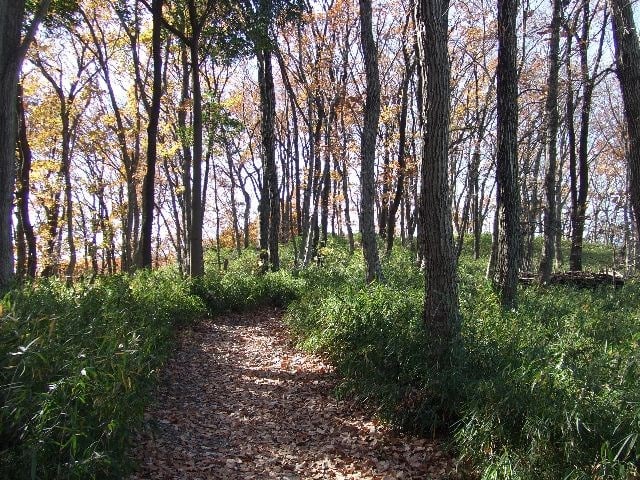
[1,0,640,479]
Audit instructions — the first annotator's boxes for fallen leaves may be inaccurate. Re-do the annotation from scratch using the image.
[128,309,459,479]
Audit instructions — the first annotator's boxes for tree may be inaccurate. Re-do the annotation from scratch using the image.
[163,0,218,277]
[385,25,413,255]
[256,32,280,271]
[0,0,51,289]
[79,3,143,272]
[610,0,640,245]
[33,33,94,280]
[415,0,461,346]
[567,0,607,271]
[359,0,383,283]
[538,0,562,283]
[492,0,520,308]
[138,0,164,269]
[16,83,37,279]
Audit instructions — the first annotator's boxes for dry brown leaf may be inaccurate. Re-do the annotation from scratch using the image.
[128,309,458,479]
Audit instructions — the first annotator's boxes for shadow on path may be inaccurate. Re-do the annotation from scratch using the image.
[129,309,457,479]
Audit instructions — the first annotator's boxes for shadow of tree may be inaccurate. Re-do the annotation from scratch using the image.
[129,309,456,479]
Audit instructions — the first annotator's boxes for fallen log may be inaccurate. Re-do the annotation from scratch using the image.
[519,270,625,288]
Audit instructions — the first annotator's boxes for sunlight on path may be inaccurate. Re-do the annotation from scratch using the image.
[129,309,457,479]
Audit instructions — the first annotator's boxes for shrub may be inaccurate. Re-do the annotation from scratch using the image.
[286,241,640,479]
[193,260,305,315]
[0,270,205,479]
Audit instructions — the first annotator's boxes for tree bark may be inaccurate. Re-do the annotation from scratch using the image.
[265,50,280,272]
[0,0,50,289]
[257,48,280,271]
[359,0,383,283]
[339,114,355,254]
[569,2,606,271]
[611,0,640,243]
[320,106,336,247]
[80,6,140,271]
[274,47,302,236]
[188,5,204,277]
[16,83,37,279]
[415,0,461,346]
[539,0,562,283]
[138,0,164,269]
[493,0,521,308]
[178,44,192,270]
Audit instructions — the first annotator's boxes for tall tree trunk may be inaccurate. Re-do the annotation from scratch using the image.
[258,48,280,271]
[0,0,49,289]
[238,174,252,249]
[16,83,37,279]
[472,137,483,259]
[62,112,75,283]
[569,2,605,271]
[611,0,640,243]
[138,0,163,269]
[301,100,324,265]
[379,132,391,238]
[340,114,355,254]
[275,47,302,236]
[189,26,204,277]
[386,52,412,255]
[265,50,280,272]
[415,0,461,346]
[539,0,562,283]
[81,7,139,271]
[224,139,242,255]
[359,0,383,283]
[493,0,521,308]
[178,44,192,270]
[320,107,335,247]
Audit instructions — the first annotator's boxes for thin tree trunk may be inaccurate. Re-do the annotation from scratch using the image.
[178,44,192,270]
[257,48,280,271]
[225,139,242,255]
[189,27,204,276]
[275,47,302,236]
[385,54,413,255]
[569,2,606,271]
[539,0,562,283]
[16,83,37,278]
[320,107,335,247]
[340,114,355,254]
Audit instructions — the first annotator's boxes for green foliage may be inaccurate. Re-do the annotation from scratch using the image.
[2,237,636,479]
[0,270,205,479]
[193,260,305,315]
[286,240,640,479]
[457,283,640,479]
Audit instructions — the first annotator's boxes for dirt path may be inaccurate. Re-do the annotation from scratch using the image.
[129,309,457,479]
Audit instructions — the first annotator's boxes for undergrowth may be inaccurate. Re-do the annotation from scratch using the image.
[0,252,306,479]
[0,270,205,479]
[285,236,640,479]
[2,236,637,479]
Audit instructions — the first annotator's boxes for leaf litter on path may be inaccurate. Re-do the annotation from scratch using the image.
[129,309,459,479]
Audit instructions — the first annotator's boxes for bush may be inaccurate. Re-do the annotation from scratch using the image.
[193,268,305,315]
[286,241,640,479]
[286,282,461,434]
[456,283,640,479]
[0,270,205,479]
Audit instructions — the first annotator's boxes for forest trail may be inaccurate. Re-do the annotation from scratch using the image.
[129,309,457,479]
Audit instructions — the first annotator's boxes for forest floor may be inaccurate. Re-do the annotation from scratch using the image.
[128,309,458,479]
